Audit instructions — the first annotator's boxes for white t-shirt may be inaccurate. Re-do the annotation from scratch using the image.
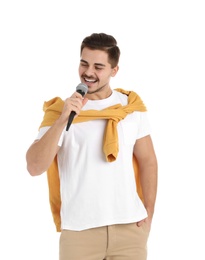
[37,90,151,231]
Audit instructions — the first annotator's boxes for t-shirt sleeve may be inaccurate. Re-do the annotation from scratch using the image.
[136,111,151,139]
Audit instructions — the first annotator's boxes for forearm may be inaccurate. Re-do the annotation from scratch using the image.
[140,162,158,218]
[26,118,66,176]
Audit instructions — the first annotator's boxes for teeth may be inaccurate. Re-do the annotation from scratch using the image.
[85,78,96,82]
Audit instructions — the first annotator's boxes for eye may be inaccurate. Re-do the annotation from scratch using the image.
[95,67,103,70]
[81,63,88,67]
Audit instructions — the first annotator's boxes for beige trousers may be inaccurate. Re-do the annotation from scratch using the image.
[59,223,150,260]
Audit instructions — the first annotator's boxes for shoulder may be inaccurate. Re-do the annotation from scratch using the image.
[113,89,128,105]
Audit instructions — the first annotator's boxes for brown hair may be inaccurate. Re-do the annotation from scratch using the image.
[80,33,120,68]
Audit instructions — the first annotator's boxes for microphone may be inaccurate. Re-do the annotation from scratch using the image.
[66,83,88,131]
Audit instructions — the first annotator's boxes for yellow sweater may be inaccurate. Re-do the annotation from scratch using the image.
[39,88,147,231]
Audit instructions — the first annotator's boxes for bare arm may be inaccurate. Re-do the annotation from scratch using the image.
[26,92,88,176]
[133,135,158,226]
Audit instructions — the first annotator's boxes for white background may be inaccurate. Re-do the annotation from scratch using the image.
[0,0,205,259]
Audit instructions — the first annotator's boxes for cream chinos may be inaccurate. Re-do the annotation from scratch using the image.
[59,222,150,260]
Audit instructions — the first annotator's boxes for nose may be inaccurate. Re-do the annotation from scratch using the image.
[84,66,95,77]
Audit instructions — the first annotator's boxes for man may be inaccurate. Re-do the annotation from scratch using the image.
[26,32,158,260]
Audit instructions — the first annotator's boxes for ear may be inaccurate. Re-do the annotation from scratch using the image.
[111,65,119,77]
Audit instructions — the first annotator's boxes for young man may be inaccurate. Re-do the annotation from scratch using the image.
[26,33,158,260]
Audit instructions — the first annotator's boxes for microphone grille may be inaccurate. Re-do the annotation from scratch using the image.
[76,83,88,94]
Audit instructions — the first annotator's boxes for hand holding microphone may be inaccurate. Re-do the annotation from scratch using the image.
[66,83,88,131]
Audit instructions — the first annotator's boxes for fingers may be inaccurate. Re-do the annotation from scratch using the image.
[82,97,88,106]
[136,216,152,229]
[65,98,82,114]
[63,92,85,117]
[136,219,145,227]
[57,92,86,126]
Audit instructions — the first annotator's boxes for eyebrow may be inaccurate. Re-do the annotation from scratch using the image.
[80,59,106,67]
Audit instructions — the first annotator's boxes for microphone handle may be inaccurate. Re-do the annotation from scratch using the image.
[66,111,76,131]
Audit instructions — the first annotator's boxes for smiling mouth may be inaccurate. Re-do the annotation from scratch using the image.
[84,77,98,83]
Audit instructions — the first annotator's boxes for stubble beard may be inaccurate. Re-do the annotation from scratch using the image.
[87,83,107,94]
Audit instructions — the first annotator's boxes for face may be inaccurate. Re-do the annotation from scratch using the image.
[79,47,118,99]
